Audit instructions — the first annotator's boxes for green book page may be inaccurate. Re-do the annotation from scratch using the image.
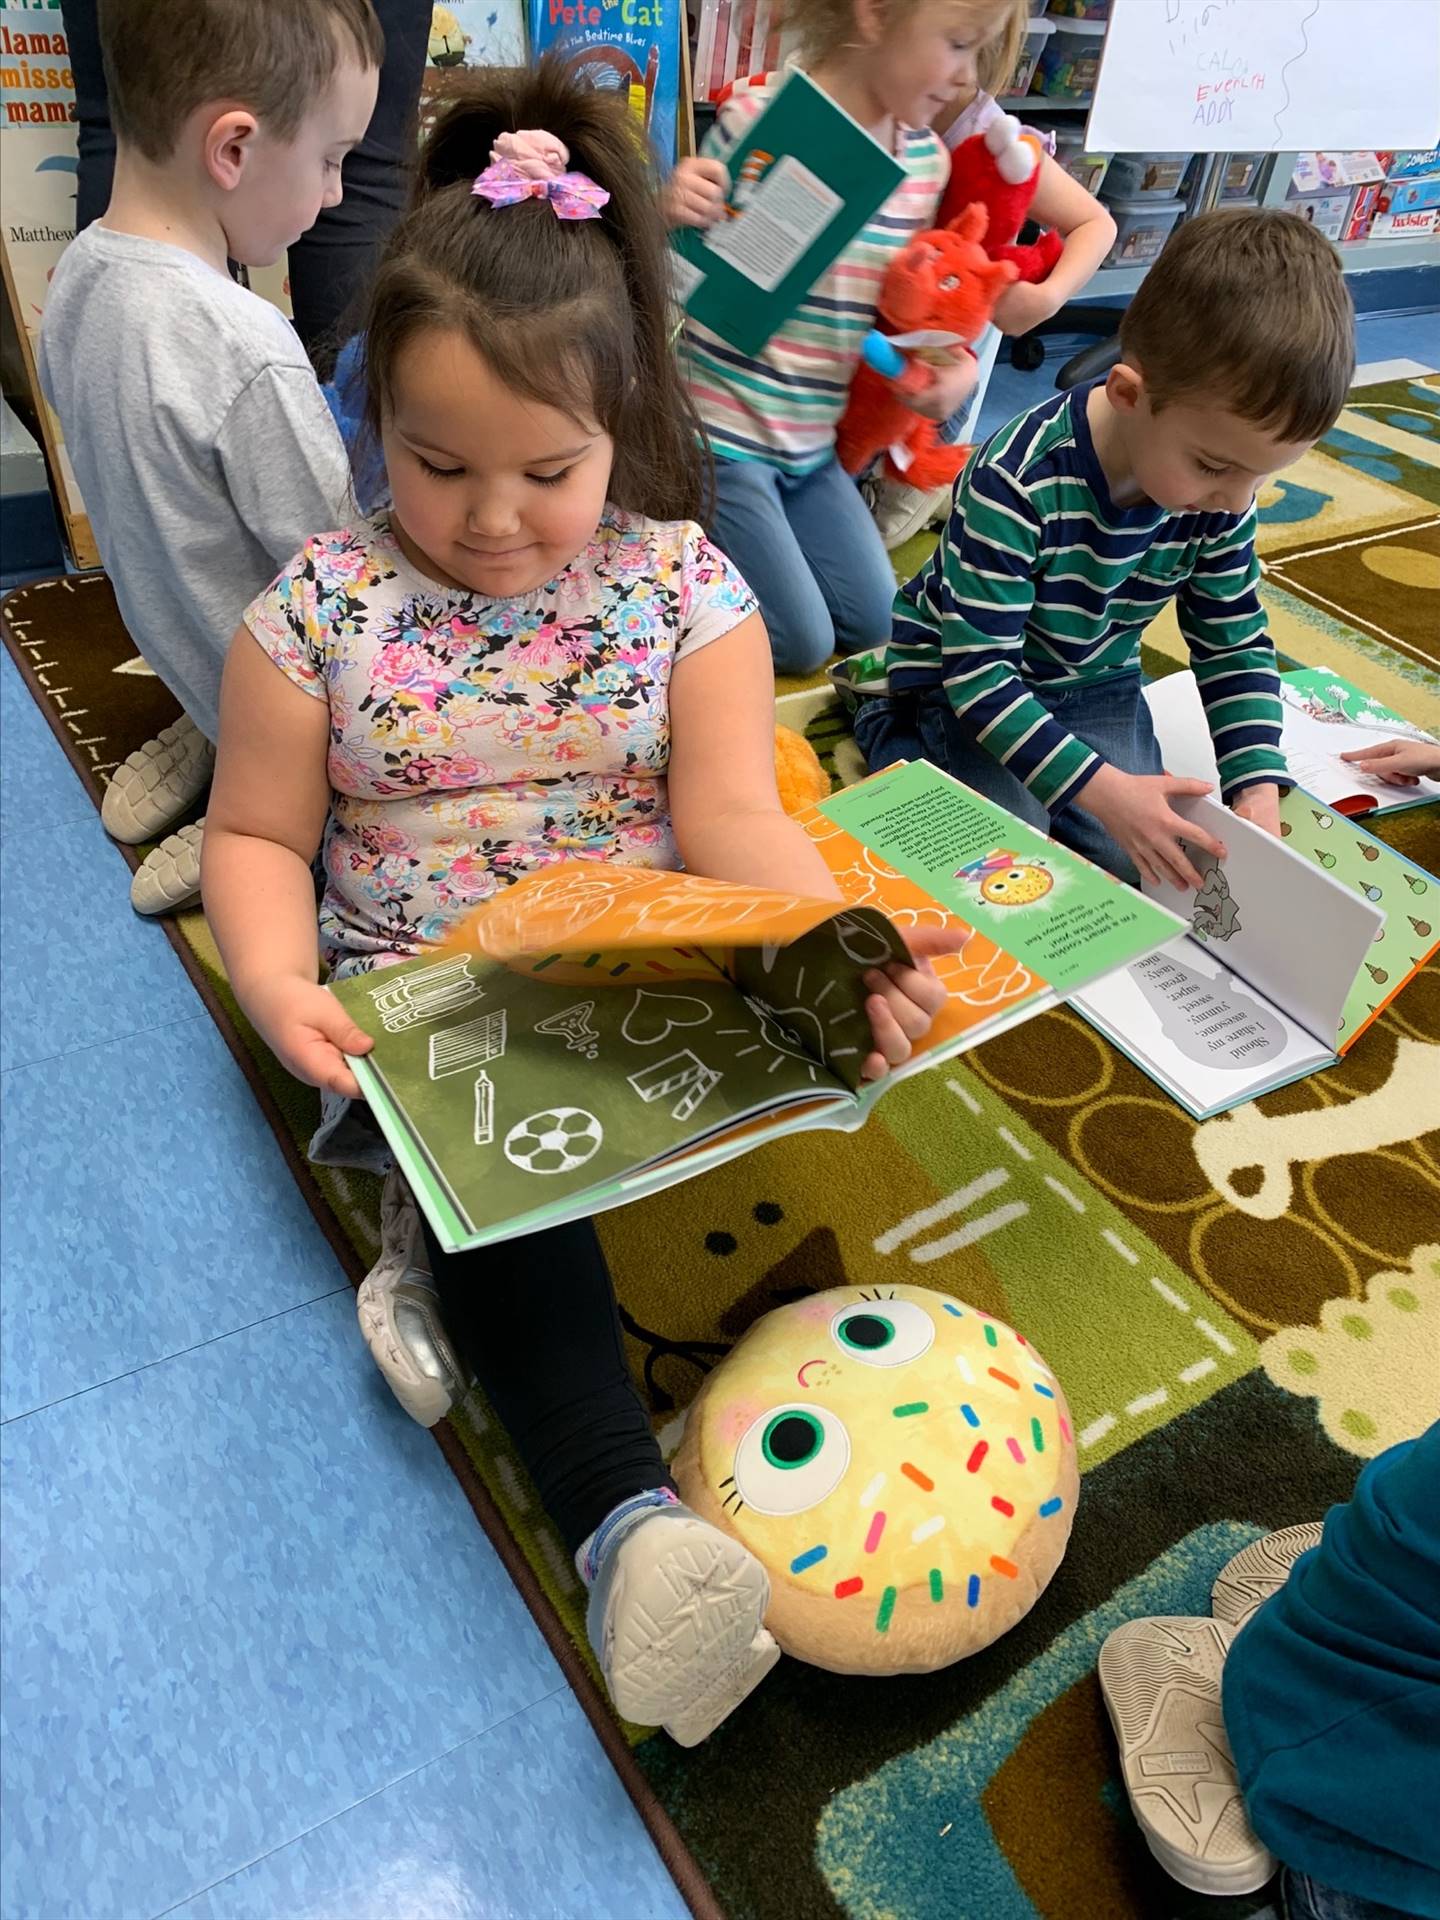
[1282,668,1423,733]
[818,759,1187,996]
[329,916,904,1241]
[1277,789,1440,1049]
[673,69,904,356]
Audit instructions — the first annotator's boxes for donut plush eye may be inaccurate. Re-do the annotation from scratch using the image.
[829,1298,935,1368]
[732,1404,852,1515]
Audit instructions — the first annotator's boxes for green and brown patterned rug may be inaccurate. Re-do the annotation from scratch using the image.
[4,368,1438,1920]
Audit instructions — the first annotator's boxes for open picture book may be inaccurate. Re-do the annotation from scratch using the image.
[1071,791,1439,1119]
[670,67,904,356]
[1146,666,1440,818]
[332,758,1186,1251]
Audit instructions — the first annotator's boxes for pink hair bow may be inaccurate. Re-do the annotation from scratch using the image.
[472,128,610,221]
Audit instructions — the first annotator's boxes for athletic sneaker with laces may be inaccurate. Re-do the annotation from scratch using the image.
[355,1169,470,1428]
[129,819,205,916]
[579,1491,779,1747]
[1098,1615,1276,1897]
[863,474,951,550]
[1211,1522,1325,1629]
[101,715,215,844]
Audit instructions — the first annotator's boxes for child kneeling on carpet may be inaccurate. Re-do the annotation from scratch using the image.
[839,208,1357,891]
[38,0,381,916]
[201,63,962,1746]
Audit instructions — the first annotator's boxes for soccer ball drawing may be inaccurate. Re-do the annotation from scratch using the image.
[503,1108,605,1175]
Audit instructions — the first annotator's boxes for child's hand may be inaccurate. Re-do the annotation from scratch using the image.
[246,974,374,1098]
[1340,737,1440,784]
[858,925,970,1082]
[661,156,728,229]
[1231,781,1282,837]
[904,352,979,422]
[991,279,1059,339]
[1079,765,1226,891]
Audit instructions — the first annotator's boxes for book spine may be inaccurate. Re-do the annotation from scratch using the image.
[746,0,771,81]
[709,0,733,102]
[693,0,718,105]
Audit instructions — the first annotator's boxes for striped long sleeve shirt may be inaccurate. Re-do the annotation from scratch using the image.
[866,384,1287,810]
[681,71,949,475]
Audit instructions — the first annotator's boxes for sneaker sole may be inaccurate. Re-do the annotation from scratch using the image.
[356,1278,457,1429]
[600,1526,775,1744]
[129,821,204,917]
[102,720,214,844]
[1211,1523,1324,1629]
[1098,1617,1275,1897]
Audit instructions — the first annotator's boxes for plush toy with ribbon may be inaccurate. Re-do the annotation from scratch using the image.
[836,117,1058,492]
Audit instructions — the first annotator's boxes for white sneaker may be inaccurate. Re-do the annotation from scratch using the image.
[1098,1616,1276,1897]
[102,716,214,844]
[129,819,204,916]
[586,1504,778,1746]
[355,1169,469,1428]
[865,476,950,550]
[1211,1522,1325,1629]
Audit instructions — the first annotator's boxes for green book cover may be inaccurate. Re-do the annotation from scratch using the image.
[672,68,904,356]
[1277,788,1439,1049]
[818,760,1187,997]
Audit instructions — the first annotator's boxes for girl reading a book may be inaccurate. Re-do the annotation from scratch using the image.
[201,62,962,1749]
[678,0,1020,674]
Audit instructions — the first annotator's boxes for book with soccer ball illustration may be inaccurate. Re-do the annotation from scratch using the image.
[330,758,1185,1251]
[671,67,904,356]
[1071,792,1440,1120]
[1146,666,1440,819]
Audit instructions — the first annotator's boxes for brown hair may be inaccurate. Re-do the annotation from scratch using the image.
[1120,207,1355,442]
[99,0,383,163]
[362,58,705,522]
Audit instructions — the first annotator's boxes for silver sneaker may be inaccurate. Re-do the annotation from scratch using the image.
[356,1169,469,1428]
[586,1504,779,1746]
[102,716,215,844]
[1211,1522,1325,1629]
[130,819,204,916]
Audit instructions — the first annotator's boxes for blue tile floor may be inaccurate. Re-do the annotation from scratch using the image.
[2,303,1434,1920]
[0,645,689,1918]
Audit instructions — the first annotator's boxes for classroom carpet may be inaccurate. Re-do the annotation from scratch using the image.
[4,367,1438,1920]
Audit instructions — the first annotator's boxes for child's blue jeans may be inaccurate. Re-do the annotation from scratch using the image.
[708,454,898,676]
[853,671,1163,885]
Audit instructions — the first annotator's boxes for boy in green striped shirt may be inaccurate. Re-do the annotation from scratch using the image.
[839,209,1356,890]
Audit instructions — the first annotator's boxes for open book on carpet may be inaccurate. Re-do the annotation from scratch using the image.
[1072,792,1438,1119]
[332,759,1185,1250]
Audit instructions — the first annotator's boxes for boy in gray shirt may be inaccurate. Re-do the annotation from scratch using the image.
[40,0,382,912]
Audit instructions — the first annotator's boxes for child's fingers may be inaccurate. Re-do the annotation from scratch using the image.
[864,971,934,1042]
[899,924,970,964]
[1155,835,1205,892]
[872,960,946,1022]
[287,1031,363,1099]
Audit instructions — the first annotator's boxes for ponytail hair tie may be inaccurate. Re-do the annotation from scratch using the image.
[473,127,610,220]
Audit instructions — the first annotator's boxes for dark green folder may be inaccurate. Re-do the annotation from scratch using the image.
[673,68,905,356]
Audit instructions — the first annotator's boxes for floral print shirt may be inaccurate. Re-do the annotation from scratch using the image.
[245,509,757,975]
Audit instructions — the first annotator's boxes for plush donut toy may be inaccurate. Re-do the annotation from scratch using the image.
[673,1285,1078,1675]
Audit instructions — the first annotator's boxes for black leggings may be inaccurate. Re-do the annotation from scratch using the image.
[421,1217,675,1557]
[61,0,431,362]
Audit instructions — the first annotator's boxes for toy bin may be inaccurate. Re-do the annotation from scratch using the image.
[1284,193,1352,240]
[1101,197,1185,267]
[1045,0,1111,16]
[1102,151,1196,199]
[1032,16,1105,96]
[1049,124,1110,196]
[1008,17,1054,95]
[1221,152,1265,198]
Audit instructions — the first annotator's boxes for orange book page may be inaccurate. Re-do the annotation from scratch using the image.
[444,864,848,984]
[792,798,1050,1052]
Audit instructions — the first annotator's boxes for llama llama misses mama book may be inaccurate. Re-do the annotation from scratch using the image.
[331,759,1184,1251]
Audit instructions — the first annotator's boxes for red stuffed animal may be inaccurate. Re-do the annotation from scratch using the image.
[835,204,1018,490]
[836,119,1060,491]
[939,114,1064,284]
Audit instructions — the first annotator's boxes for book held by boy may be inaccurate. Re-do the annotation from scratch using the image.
[333,759,1186,1251]
[1071,793,1439,1120]
[671,68,904,355]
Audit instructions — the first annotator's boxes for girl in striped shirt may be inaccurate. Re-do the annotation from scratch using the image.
[680,0,1021,675]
